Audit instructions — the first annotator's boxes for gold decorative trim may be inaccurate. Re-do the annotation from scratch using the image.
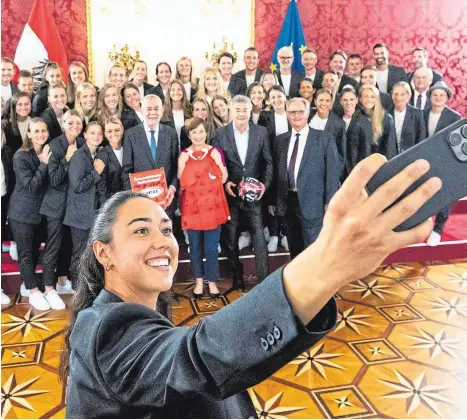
[250,0,255,47]
[86,0,94,83]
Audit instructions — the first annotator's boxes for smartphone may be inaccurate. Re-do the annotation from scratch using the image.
[366,119,467,232]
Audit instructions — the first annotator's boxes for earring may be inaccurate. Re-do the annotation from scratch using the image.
[105,264,111,271]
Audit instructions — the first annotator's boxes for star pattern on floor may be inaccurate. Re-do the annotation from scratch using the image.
[0,373,50,418]
[288,342,346,379]
[11,351,27,359]
[404,328,463,360]
[368,346,386,356]
[1,309,59,338]
[333,395,354,409]
[249,390,306,419]
[394,309,407,318]
[346,278,398,300]
[379,369,455,417]
[427,296,467,320]
[335,306,374,334]
[446,272,467,291]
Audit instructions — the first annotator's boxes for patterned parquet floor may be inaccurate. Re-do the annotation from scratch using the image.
[2,259,467,419]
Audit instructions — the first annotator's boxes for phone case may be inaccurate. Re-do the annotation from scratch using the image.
[366,119,467,232]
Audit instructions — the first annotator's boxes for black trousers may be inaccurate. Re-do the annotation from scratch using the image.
[284,192,323,259]
[9,219,49,289]
[223,205,269,285]
[57,224,72,277]
[434,206,450,235]
[70,227,90,289]
[1,195,13,242]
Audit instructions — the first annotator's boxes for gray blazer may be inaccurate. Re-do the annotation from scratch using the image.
[65,267,337,419]
[390,104,427,154]
[121,123,179,192]
[40,134,85,220]
[63,144,100,230]
[273,128,340,220]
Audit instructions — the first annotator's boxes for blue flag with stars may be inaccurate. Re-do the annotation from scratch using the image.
[270,0,307,73]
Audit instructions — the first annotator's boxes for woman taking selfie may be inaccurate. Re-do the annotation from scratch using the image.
[61,151,441,418]
[178,118,229,298]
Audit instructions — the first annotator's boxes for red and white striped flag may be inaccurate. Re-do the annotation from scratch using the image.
[13,0,68,82]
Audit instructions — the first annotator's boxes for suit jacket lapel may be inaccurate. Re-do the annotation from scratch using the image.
[436,108,448,133]
[138,125,156,169]
[106,145,121,168]
[243,123,256,168]
[154,124,165,168]
[400,108,412,151]
[297,130,313,181]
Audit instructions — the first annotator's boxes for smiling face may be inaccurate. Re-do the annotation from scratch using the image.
[315,92,332,114]
[104,86,119,111]
[157,64,172,85]
[219,56,233,77]
[329,54,346,76]
[142,96,163,127]
[413,50,428,69]
[277,47,294,70]
[340,91,358,114]
[299,80,314,100]
[413,68,432,92]
[204,70,219,93]
[28,120,49,147]
[286,100,309,131]
[109,66,127,89]
[213,99,229,119]
[373,46,388,66]
[261,74,276,92]
[123,87,140,110]
[302,51,317,71]
[230,100,251,126]
[46,68,62,88]
[360,88,377,110]
[1,61,14,85]
[249,85,265,107]
[84,124,104,148]
[105,121,123,148]
[169,82,184,102]
[70,65,86,86]
[188,123,208,146]
[269,89,286,111]
[348,57,363,76]
[48,87,67,110]
[103,197,179,294]
[79,87,97,112]
[15,96,32,118]
[18,76,34,95]
[322,73,338,90]
[177,59,192,78]
[430,89,449,108]
[133,62,147,84]
[392,85,410,109]
[360,69,377,86]
[244,50,259,72]
[192,101,208,120]
[63,115,83,138]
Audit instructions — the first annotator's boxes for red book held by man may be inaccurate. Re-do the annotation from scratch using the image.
[129,168,168,209]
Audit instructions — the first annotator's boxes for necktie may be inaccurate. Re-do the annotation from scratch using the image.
[150,129,157,162]
[287,133,300,191]
[416,94,422,109]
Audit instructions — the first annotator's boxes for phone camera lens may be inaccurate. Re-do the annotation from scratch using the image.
[461,142,467,156]
[461,125,467,139]
[449,133,462,147]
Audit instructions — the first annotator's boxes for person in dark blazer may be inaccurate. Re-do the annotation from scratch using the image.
[390,82,426,154]
[320,70,345,117]
[274,46,304,98]
[328,50,359,93]
[96,84,123,126]
[120,82,143,131]
[60,162,439,418]
[8,117,66,310]
[359,66,394,112]
[1,57,19,102]
[41,85,68,141]
[309,89,347,178]
[32,62,63,116]
[4,92,32,154]
[1,131,15,250]
[97,117,124,206]
[3,70,35,121]
[40,110,84,296]
[228,47,264,96]
[270,97,340,259]
[373,43,408,94]
[217,51,235,92]
[423,81,462,246]
[339,87,373,180]
[359,84,397,159]
[301,48,323,89]
[66,61,99,109]
[128,60,154,100]
[407,47,443,87]
[64,122,105,289]
[178,98,215,151]
[409,67,432,110]
[73,82,98,134]
[147,62,172,103]
[175,57,199,103]
[121,94,179,216]
[298,78,316,111]
[211,95,273,289]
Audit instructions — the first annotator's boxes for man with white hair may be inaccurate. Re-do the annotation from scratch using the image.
[211,95,272,290]
[121,94,179,216]
[274,46,304,98]
[410,67,433,110]
[407,47,443,88]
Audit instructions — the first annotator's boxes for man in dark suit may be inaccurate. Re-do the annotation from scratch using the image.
[347,53,363,83]
[359,66,394,112]
[301,48,324,89]
[271,97,340,259]
[407,47,443,87]
[373,43,408,94]
[274,46,304,98]
[121,94,179,216]
[410,67,432,110]
[228,48,264,96]
[328,50,359,93]
[1,57,19,102]
[211,95,273,289]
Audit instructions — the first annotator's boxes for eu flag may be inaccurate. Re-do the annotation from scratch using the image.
[270,0,307,73]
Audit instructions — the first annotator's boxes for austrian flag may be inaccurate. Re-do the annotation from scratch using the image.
[13,0,68,82]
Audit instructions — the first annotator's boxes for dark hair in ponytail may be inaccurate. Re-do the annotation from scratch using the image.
[59,191,167,383]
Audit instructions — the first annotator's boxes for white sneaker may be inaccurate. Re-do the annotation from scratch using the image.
[44,290,66,310]
[20,283,31,297]
[1,290,11,305]
[56,279,74,294]
[183,230,190,245]
[427,231,441,247]
[281,236,289,252]
[264,227,271,242]
[268,236,278,252]
[29,291,51,311]
[238,235,251,250]
[9,242,18,261]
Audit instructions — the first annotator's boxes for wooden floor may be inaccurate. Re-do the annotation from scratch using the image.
[2,259,467,419]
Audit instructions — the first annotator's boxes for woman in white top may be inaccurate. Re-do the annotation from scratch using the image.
[217,52,235,91]
[212,95,230,128]
[196,67,229,105]
[161,79,192,145]
[74,83,98,131]
[247,82,265,124]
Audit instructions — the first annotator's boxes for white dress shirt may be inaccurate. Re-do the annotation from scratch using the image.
[1,83,12,102]
[172,110,185,143]
[222,79,230,91]
[112,147,123,166]
[413,90,428,109]
[251,112,260,124]
[135,110,144,122]
[233,124,249,166]
[343,116,352,131]
[309,114,328,131]
[376,69,389,93]
[280,73,292,97]
[144,121,160,149]
[138,84,145,101]
[394,108,406,152]
[428,111,442,137]
[183,82,192,101]
[287,125,309,191]
[274,112,289,136]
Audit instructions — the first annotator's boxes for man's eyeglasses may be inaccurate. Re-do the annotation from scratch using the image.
[287,110,306,116]
[279,56,293,60]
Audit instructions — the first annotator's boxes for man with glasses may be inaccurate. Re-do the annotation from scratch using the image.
[409,67,433,110]
[274,46,304,99]
[269,97,340,258]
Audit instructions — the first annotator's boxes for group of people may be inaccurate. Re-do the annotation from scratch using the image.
[1,42,462,310]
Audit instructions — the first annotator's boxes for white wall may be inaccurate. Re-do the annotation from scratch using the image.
[89,0,254,86]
